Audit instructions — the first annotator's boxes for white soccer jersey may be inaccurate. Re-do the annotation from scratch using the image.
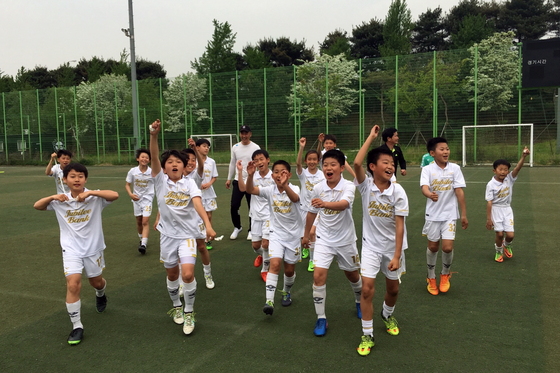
[200,157,218,199]
[50,164,70,194]
[47,188,112,257]
[185,169,204,188]
[259,183,303,240]
[154,170,204,239]
[227,141,260,182]
[357,177,409,254]
[297,168,326,212]
[125,166,155,203]
[250,170,274,220]
[485,173,517,207]
[308,178,356,246]
[420,162,466,221]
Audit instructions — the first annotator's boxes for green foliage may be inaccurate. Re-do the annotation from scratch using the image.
[191,19,238,75]
[319,30,351,59]
[256,37,314,67]
[241,45,272,70]
[380,0,413,57]
[163,73,209,133]
[500,0,553,41]
[451,14,496,50]
[412,7,447,53]
[350,18,384,59]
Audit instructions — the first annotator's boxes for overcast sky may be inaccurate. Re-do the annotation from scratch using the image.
[2,0,459,79]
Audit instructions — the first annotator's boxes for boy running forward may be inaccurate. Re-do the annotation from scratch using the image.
[302,149,362,337]
[149,120,216,335]
[421,137,468,296]
[486,147,530,262]
[125,148,155,254]
[245,159,303,316]
[297,137,325,271]
[34,163,119,345]
[45,149,73,194]
[353,125,409,356]
[237,150,274,281]
[195,138,219,250]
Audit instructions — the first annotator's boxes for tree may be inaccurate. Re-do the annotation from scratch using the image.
[191,19,238,74]
[444,0,484,37]
[350,19,384,59]
[0,69,14,93]
[256,37,314,67]
[412,7,447,53]
[240,45,272,70]
[163,73,209,133]
[380,0,413,57]
[450,14,496,49]
[288,54,361,124]
[319,30,351,58]
[499,0,553,41]
[135,59,167,81]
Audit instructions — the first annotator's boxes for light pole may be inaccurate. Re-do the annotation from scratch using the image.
[122,0,140,149]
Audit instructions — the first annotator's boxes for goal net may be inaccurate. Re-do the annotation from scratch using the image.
[461,124,533,167]
[190,134,239,153]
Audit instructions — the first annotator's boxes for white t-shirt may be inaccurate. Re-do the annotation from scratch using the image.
[485,173,517,207]
[357,177,409,254]
[308,178,356,246]
[227,141,260,182]
[125,166,155,203]
[185,169,203,188]
[258,184,303,240]
[250,170,274,220]
[297,168,325,212]
[420,162,466,221]
[50,164,70,194]
[200,157,218,199]
[154,170,204,239]
[47,188,112,257]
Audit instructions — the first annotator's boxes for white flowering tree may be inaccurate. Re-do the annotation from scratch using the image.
[163,73,208,132]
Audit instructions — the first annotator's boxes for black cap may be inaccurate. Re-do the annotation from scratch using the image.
[240,125,252,133]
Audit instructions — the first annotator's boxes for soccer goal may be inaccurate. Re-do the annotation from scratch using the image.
[190,134,238,153]
[462,124,533,167]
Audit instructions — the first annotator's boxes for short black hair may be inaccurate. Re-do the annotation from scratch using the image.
[493,159,511,169]
[272,160,291,173]
[161,149,187,168]
[195,138,211,147]
[252,149,270,160]
[323,134,337,144]
[427,137,448,152]
[322,149,345,166]
[57,149,73,158]
[382,127,398,142]
[305,150,321,162]
[63,162,88,178]
[366,148,393,176]
[135,148,150,160]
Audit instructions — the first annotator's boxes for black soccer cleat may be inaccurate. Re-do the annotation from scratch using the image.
[67,327,83,345]
[138,244,147,255]
[96,294,107,313]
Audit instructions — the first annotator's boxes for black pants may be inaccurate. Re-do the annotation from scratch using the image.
[230,180,252,230]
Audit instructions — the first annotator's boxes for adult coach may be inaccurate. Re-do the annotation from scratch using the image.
[377,128,407,177]
[226,125,260,240]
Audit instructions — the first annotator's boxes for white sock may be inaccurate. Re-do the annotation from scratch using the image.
[362,319,373,337]
[283,273,296,293]
[254,246,264,256]
[313,284,327,319]
[265,273,278,302]
[262,249,270,272]
[426,248,437,278]
[66,300,83,329]
[504,240,512,247]
[203,263,212,276]
[441,251,454,275]
[166,278,181,307]
[309,241,315,261]
[350,278,362,303]
[495,244,503,253]
[138,233,142,239]
[382,302,395,319]
[183,279,197,313]
[141,237,148,246]
[95,279,106,297]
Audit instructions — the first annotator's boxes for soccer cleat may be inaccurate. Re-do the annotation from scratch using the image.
[205,274,215,289]
[254,255,263,267]
[356,335,375,356]
[313,318,328,337]
[230,227,242,240]
[206,242,213,250]
[168,306,184,325]
[439,274,451,293]
[281,291,292,307]
[356,302,362,319]
[247,231,252,241]
[263,300,274,315]
[260,271,268,282]
[96,294,107,313]
[503,245,513,258]
[494,251,504,263]
[183,312,196,335]
[426,278,439,295]
[381,312,400,336]
[138,244,146,255]
[67,327,84,345]
[302,248,309,259]
[308,260,315,272]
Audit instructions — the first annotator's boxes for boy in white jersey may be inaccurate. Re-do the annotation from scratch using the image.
[317,133,357,179]
[237,150,274,281]
[297,137,324,272]
[302,149,362,337]
[34,162,119,345]
[149,119,216,335]
[125,148,154,254]
[195,138,219,249]
[486,147,530,262]
[245,159,303,316]
[45,149,73,194]
[353,125,409,356]
[421,137,468,296]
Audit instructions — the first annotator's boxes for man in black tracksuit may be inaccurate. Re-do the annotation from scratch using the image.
[376,127,407,177]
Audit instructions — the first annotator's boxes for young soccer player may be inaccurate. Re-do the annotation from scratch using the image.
[353,125,409,356]
[302,149,362,337]
[421,137,468,296]
[195,138,219,250]
[317,133,356,179]
[125,148,154,254]
[485,147,530,262]
[149,119,216,335]
[245,159,303,315]
[236,150,274,281]
[34,163,119,345]
[297,137,325,272]
[45,149,73,194]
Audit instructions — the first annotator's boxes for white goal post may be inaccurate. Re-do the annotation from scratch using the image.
[190,134,239,152]
[461,123,534,167]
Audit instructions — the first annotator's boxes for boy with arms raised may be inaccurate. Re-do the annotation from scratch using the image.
[34,163,119,345]
[302,149,362,337]
[245,159,302,315]
[485,147,530,262]
[421,137,468,296]
[149,119,216,335]
[353,125,409,356]
[45,149,73,194]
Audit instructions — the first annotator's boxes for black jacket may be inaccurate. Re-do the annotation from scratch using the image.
[376,143,407,172]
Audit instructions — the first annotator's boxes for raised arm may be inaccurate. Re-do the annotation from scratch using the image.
[296,137,306,175]
[236,160,247,192]
[245,161,259,195]
[45,152,57,175]
[511,147,530,178]
[353,125,380,184]
[149,119,162,177]
[279,171,299,203]
[189,138,205,177]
